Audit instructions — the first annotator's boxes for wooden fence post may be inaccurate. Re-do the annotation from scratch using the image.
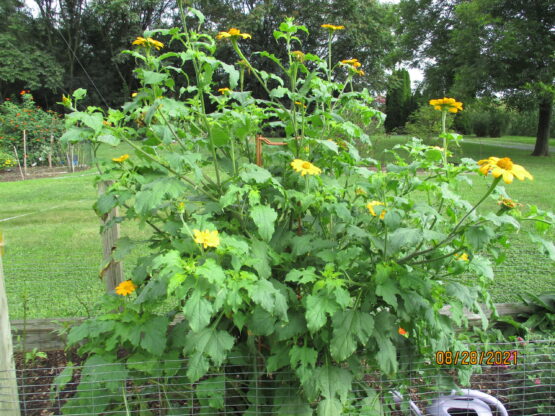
[0,235,22,416]
[22,131,27,177]
[98,181,124,293]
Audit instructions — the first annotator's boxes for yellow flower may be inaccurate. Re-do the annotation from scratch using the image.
[355,187,367,196]
[115,280,137,296]
[131,92,138,97]
[429,97,463,113]
[112,154,129,163]
[132,36,164,50]
[216,28,252,40]
[218,87,232,94]
[294,101,307,108]
[291,159,322,176]
[291,50,305,62]
[193,229,220,249]
[454,253,469,261]
[367,201,386,219]
[340,58,361,68]
[477,157,533,184]
[321,24,345,31]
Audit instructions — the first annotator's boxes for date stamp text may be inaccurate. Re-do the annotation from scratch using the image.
[435,350,517,366]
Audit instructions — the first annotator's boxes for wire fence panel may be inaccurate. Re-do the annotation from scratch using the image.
[1,339,553,415]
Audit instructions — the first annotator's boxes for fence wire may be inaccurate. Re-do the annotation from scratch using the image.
[1,339,553,415]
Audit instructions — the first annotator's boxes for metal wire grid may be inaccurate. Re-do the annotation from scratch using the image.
[0,339,553,415]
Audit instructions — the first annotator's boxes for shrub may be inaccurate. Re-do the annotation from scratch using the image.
[0,149,16,171]
[57,9,555,415]
[0,92,64,165]
[404,104,454,142]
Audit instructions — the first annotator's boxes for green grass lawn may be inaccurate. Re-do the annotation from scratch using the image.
[1,136,554,319]
[463,134,555,146]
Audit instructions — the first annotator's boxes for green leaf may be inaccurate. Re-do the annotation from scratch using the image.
[220,62,239,89]
[185,328,235,375]
[196,376,226,409]
[318,399,342,416]
[94,193,118,215]
[249,239,271,279]
[528,232,555,261]
[210,124,230,146]
[97,134,120,146]
[50,364,74,401]
[59,126,90,143]
[386,228,422,255]
[240,163,273,183]
[113,237,136,261]
[135,178,186,214]
[465,225,495,250]
[469,255,494,280]
[314,365,352,402]
[72,88,87,100]
[374,264,399,308]
[184,292,214,332]
[305,294,338,333]
[270,87,289,99]
[285,267,317,284]
[186,352,210,382]
[82,355,128,393]
[142,70,168,85]
[197,258,226,285]
[330,310,374,361]
[289,345,318,369]
[247,306,276,336]
[139,316,169,356]
[250,205,278,241]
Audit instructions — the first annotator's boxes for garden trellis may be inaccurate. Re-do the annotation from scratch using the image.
[1,339,554,415]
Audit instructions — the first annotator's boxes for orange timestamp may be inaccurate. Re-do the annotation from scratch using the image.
[435,350,518,366]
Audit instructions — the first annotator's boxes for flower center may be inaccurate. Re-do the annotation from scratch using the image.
[496,157,513,170]
[302,162,311,169]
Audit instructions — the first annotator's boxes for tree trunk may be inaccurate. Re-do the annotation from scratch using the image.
[531,95,552,156]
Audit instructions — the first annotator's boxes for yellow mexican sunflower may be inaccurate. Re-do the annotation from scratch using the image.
[132,36,164,50]
[367,201,386,219]
[454,253,469,261]
[477,157,533,184]
[112,154,129,163]
[291,50,305,62]
[321,24,345,31]
[340,58,361,68]
[218,87,232,94]
[291,159,322,176]
[115,280,137,296]
[429,97,463,113]
[193,229,220,249]
[216,28,252,40]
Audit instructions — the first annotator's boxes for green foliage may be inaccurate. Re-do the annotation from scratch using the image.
[456,100,511,138]
[58,7,555,414]
[0,93,64,165]
[0,149,16,170]
[405,104,454,141]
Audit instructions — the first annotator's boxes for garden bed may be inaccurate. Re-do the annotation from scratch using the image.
[11,340,554,416]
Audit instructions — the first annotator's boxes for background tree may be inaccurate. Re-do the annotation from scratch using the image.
[399,0,555,156]
[384,68,412,133]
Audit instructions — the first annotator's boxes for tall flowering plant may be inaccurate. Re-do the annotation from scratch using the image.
[58,7,555,415]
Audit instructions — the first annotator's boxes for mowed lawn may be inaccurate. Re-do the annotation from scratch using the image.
[1,136,554,319]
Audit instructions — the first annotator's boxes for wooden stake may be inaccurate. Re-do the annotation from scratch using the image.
[11,147,24,181]
[22,131,27,176]
[98,181,124,293]
[70,145,75,173]
[0,237,22,416]
[255,135,286,167]
[48,135,53,168]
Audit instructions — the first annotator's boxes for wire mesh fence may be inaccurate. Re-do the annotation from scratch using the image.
[1,338,553,415]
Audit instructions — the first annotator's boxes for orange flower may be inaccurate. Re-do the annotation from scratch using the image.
[398,327,407,336]
[115,280,137,296]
